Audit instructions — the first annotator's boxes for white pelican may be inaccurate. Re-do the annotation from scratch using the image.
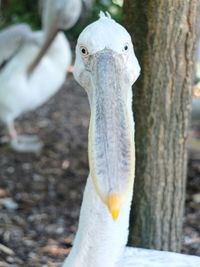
[0,0,81,152]
[63,13,200,267]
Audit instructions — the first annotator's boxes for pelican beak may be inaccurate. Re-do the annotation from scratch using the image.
[88,49,135,220]
[27,27,59,75]
[67,65,74,74]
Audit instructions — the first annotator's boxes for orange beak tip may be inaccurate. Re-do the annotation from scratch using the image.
[67,65,74,74]
[107,193,121,221]
[111,209,120,221]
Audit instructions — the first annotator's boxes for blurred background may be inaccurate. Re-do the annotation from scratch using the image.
[0,1,199,267]
[0,0,123,36]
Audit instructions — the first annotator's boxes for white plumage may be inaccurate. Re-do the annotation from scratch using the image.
[0,0,81,152]
[62,14,200,267]
[0,30,71,151]
[0,24,34,66]
[122,247,200,267]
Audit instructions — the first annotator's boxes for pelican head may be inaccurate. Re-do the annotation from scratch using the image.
[42,0,82,33]
[74,13,140,220]
[28,0,82,75]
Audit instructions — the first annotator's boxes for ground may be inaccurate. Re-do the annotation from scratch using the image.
[0,76,199,267]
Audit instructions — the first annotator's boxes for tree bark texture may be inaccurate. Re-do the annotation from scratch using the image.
[124,0,197,252]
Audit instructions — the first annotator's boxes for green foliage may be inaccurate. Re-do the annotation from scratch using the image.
[94,0,123,22]
[0,0,40,30]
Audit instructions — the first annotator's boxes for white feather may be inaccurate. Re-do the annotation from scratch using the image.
[0,31,71,125]
[0,24,33,66]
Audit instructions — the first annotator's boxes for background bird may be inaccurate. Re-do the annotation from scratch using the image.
[0,0,81,153]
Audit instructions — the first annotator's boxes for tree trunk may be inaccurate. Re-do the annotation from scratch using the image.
[124,0,197,252]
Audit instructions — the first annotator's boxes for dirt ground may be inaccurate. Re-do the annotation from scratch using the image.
[0,76,199,267]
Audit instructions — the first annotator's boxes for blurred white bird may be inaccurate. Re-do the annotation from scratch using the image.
[0,0,82,152]
[62,13,200,267]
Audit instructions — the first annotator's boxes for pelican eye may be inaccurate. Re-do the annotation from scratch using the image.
[80,46,89,57]
[123,43,129,51]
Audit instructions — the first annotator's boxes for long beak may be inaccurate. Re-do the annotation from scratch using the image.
[88,49,135,220]
[27,27,59,76]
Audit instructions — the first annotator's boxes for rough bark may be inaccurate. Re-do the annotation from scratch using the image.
[124,0,197,252]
